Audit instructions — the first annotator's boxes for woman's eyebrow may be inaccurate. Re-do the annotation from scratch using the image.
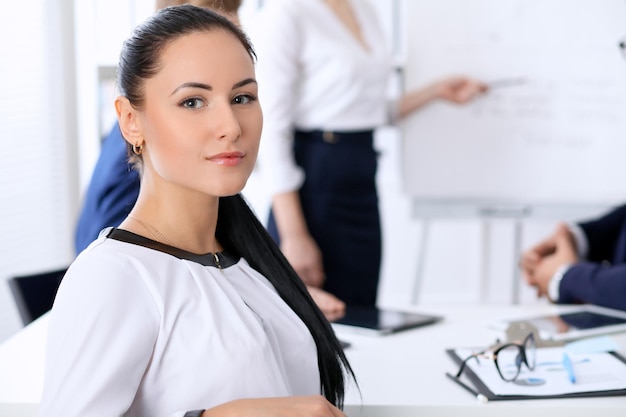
[170,82,212,96]
[170,78,257,95]
[233,78,257,89]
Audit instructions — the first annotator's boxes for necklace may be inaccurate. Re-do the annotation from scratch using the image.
[127,215,173,247]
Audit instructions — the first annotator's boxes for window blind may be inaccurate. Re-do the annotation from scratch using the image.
[0,0,77,342]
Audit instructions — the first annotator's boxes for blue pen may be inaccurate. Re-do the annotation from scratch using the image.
[562,352,577,384]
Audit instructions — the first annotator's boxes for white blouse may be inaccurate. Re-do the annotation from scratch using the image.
[251,0,392,195]
[39,229,320,417]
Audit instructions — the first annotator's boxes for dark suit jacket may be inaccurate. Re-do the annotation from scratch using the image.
[560,204,626,310]
[74,123,140,254]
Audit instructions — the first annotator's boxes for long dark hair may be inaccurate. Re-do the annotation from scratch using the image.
[218,194,355,406]
[116,5,354,407]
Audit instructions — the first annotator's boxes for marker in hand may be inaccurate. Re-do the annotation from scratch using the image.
[487,77,527,89]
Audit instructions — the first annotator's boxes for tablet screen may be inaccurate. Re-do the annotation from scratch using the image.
[490,306,626,341]
[333,306,442,335]
[529,311,626,334]
[561,311,626,329]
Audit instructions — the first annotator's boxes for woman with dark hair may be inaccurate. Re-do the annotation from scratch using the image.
[40,5,352,417]
[73,0,346,324]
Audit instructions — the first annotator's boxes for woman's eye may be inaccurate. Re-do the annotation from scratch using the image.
[181,98,204,109]
[232,94,256,105]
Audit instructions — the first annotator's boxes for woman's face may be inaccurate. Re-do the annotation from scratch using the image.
[137,29,262,198]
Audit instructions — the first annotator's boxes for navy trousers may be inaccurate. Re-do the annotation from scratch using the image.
[267,129,381,307]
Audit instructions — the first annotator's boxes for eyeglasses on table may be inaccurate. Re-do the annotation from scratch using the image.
[453,332,536,382]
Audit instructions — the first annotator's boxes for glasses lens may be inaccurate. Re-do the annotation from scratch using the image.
[524,333,536,370]
[496,344,523,381]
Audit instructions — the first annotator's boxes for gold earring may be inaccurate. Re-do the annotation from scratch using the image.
[132,143,143,155]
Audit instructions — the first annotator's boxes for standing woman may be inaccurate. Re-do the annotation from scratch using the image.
[40,6,351,417]
[253,0,487,307]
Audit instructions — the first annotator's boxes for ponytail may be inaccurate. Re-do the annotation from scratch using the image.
[216,194,355,407]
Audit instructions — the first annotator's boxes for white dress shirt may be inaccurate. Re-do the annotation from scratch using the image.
[251,0,393,194]
[39,231,320,417]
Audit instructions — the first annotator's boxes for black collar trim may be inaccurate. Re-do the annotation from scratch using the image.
[106,228,240,269]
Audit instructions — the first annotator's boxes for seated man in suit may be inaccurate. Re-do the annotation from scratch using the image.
[521,204,626,311]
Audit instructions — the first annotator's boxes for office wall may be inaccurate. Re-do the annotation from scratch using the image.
[0,0,78,342]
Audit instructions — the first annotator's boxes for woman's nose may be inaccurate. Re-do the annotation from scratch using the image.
[215,103,241,142]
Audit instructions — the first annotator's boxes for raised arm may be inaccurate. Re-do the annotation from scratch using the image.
[395,75,488,120]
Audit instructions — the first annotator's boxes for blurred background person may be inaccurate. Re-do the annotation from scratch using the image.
[252,0,488,308]
[521,205,626,311]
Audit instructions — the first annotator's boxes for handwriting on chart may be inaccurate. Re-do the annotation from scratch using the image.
[462,76,626,149]
[471,77,626,125]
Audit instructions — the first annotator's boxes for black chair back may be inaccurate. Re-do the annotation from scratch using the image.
[8,267,67,326]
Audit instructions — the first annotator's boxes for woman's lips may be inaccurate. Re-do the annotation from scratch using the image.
[207,151,245,166]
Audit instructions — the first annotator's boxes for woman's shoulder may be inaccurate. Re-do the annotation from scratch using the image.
[51,233,162,329]
[73,230,142,270]
[63,233,165,299]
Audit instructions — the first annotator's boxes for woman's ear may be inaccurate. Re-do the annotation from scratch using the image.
[115,96,143,146]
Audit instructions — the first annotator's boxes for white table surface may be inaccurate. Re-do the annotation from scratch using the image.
[1,304,625,417]
[338,304,626,416]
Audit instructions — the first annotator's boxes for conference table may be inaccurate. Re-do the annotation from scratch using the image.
[1,304,625,417]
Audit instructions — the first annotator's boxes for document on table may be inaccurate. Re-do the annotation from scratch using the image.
[449,346,626,397]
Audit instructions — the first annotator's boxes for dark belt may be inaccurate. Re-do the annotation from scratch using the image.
[295,129,374,145]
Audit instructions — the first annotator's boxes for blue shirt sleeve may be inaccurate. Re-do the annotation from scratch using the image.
[558,204,626,310]
[560,262,626,311]
[74,123,140,254]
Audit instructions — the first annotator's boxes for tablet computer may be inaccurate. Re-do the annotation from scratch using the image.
[331,306,443,336]
[490,305,626,341]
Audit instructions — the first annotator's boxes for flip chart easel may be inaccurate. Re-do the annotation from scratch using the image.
[399,0,626,304]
